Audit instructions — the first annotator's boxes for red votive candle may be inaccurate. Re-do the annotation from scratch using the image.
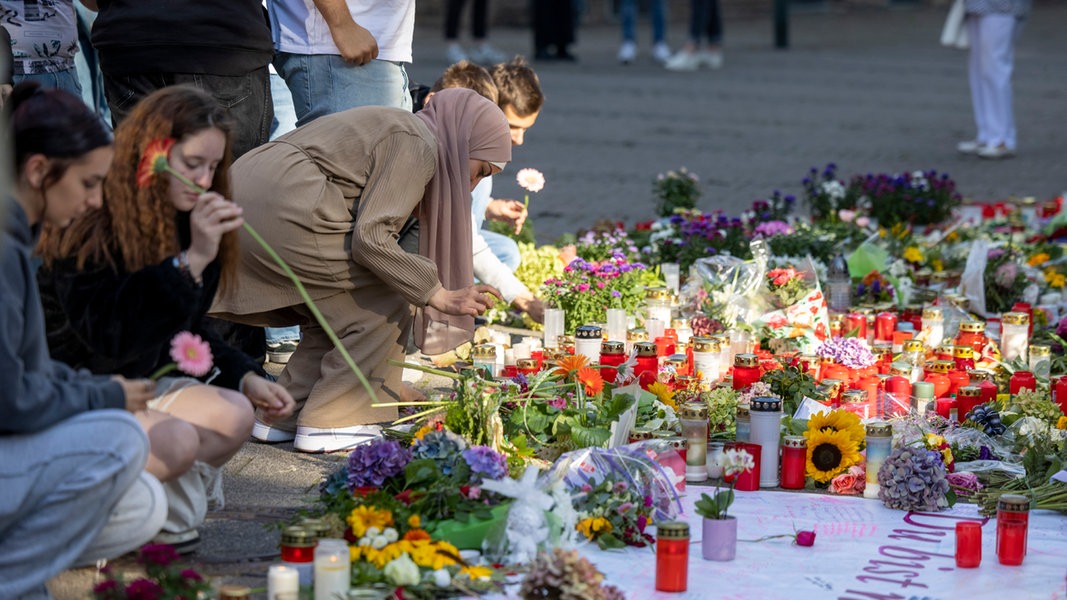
[780,436,807,490]
[996,495,1030,566]
[1054,375,1067,416]
[655,521,690,592]
[724,442,761,491]
[634,342,659,390]
[1009,370,1037,396]
[875,312,897,342]
[599,341,626,383]
[732,353,761,391]
[955,522,982,568]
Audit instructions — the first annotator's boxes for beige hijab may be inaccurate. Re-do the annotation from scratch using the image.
[414,88,511,354]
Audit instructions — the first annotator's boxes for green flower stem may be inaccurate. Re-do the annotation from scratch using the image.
[387,359,462,380]
[148,363,177,381]
[161,163,377,402]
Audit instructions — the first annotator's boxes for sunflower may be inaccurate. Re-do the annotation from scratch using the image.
[553,354,590,376]
[577,366,604,396]
[805,428,861,483]
[347,505,394,538]
[646,381,677,410]
[807,409,865,446]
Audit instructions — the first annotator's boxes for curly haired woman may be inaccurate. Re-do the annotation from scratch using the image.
[36,85,294,552]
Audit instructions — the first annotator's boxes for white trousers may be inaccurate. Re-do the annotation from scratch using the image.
[967,13,1020,149]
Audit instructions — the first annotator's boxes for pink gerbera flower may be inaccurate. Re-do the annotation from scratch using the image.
[169,331,213,377]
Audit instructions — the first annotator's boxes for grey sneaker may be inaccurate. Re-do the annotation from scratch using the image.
[957,140,984,154]
[266,340,297,364]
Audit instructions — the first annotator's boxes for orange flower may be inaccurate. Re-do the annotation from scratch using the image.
[136,138,175,188]
[577,366,604,396]
[402,528,432,542]
[553,354,590,377]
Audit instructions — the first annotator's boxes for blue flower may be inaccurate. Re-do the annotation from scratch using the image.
[462,446,508,483]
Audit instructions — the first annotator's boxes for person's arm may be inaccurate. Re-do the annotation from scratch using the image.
[312,0,378,64]
[0,248,125,433]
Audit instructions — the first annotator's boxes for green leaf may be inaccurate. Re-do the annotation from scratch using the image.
[597,533,627,550]
[716,489,735,515]
[945,488,958,508]
[570,420,612,448]
[404,459,439,488]
[601,390,637,421]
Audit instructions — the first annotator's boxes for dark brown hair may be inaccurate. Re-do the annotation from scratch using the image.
[490,56,544,117]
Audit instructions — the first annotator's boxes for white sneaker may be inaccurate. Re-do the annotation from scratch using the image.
[446,42,468,64]
[977,143,1016,159]
[665,50,701,71]
[294,424,383,453]
[470,42,507,64]
[651,42,672,64]
[251,420,296,443]
[699,49,724,69]
[956,139,984,154]
[618,41,637,64]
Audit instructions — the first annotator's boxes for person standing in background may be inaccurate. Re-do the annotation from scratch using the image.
[268,0,415,124]
[81,0,274,160]
[532,0,577,62]
[1,0,82,96]
[956,0,1031,159]
[444,0,507,65]
[617,0,671,65]
[665,0,724,71]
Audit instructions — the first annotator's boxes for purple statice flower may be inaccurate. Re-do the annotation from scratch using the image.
[411,428,468,475]
[753,220,794,238]
[815,338,876,369]
[463,445,508,483]
[346,438,412,489]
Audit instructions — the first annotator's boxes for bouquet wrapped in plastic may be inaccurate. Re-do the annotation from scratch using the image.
[545,443,684,549]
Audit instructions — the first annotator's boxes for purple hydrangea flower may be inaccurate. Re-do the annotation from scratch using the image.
[462,445,508,483]
[346,438,411,490]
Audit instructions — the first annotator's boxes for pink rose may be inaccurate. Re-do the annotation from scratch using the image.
[830,472,860,495]
[795,530,817,547]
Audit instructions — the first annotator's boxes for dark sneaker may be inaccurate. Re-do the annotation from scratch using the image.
[266,340,298,364]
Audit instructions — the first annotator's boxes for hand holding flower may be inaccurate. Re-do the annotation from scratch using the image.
[185,191,244,278]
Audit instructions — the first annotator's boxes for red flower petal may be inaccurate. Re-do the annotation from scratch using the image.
[136,138,175,189]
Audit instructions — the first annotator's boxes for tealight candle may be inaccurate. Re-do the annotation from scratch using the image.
[314,539,351,600]
[268,564,300,600]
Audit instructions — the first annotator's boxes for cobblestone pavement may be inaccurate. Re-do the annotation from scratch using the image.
[49,3,1067,597]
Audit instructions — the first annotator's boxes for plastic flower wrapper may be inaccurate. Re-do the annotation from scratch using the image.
[546,442,684,548]
[753,255,829,353]
[679,244,768,328]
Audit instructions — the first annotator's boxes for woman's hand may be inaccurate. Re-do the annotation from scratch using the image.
[241,374,296,422]
[428,284,502,317]
[185,192,244,278]
[113,375,154,413]
[486,199,528,234]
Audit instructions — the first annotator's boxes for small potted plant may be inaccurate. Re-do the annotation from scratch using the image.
[693,447,754,561]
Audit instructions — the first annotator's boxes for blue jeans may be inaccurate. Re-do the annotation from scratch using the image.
[14,68,82,97]
[73,2,111,123]
[0,411,149,599]
[275,54,411,126]
[269,71,298,140]
[620,0,667,44]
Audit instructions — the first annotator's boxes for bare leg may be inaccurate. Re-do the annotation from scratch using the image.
[134,410,198,482]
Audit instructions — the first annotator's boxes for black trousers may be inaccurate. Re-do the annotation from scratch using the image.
[533,0,576,55]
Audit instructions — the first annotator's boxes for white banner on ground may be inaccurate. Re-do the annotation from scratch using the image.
[578,490,1066,599]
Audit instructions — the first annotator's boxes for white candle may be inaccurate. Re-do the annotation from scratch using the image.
[543,308,564,349]
[268,564,300,600]
[314,539,350,600]
[606,308,628,344]
[661,262,681,294]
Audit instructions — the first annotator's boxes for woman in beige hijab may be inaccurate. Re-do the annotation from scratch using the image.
[212,88,510,452]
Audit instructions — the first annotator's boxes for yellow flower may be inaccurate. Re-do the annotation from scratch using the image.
[931,258,944,272]
[806,409,865,446]
[1028,253,1051,267]
[903,246,924,264]
[1057,416,1066,430]
[805,428,861,483]
[945,230,959,242]
[460,565,494,581]
[346,505,394,538]
[576,517,613,540]
[1044,268,1065,289]
[647,381,677,410]
[407,514,421,529]
[412,424,434,443]
[407,540,459,570]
